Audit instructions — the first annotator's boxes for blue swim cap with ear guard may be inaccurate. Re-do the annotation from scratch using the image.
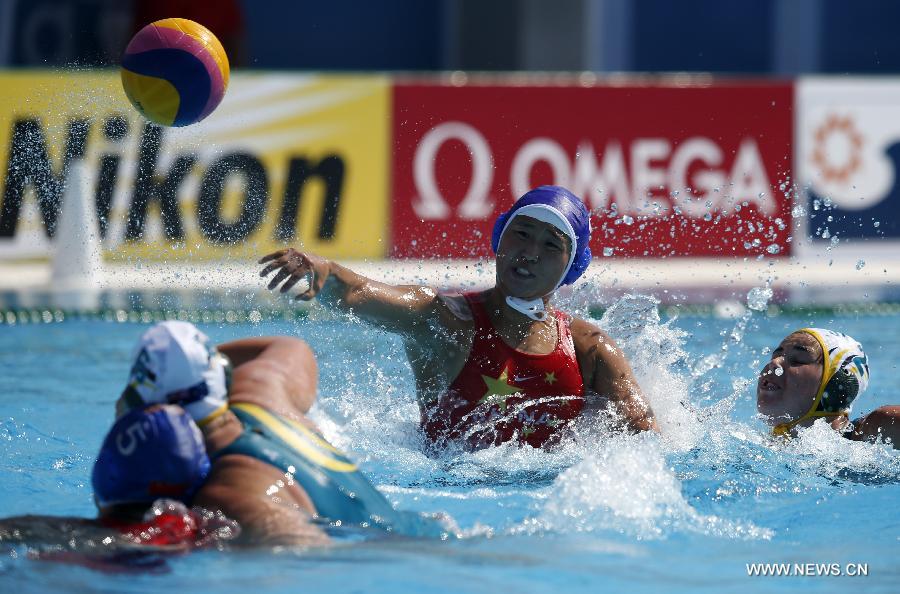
[92,405,210,509]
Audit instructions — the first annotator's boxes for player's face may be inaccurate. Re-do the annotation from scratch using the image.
[496,216,571,300]
[757,332,824,425]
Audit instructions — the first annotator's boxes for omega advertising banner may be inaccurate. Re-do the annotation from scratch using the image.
[0,72,390,261]
[391,82,794,258]
[797,78,900,255]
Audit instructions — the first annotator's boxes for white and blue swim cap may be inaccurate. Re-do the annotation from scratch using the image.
[120,322,231,425]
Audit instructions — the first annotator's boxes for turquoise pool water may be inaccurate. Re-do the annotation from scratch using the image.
[1,294,898,593]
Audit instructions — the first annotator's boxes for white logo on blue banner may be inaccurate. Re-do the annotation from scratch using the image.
[798,78,900,242]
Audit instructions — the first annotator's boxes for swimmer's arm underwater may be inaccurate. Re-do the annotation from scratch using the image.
[570,318,659,434]
[192,460,330,548]
[847,405,900,448]
[259,249,449,335]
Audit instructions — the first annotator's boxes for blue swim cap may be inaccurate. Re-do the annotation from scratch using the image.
[92,405,210,508]
[491,185,592,287]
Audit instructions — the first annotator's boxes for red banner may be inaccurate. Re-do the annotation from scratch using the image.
[390,82,793,258]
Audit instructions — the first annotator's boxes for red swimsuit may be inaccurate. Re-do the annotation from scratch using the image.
[423,292,585,449]
[101,511,200,547]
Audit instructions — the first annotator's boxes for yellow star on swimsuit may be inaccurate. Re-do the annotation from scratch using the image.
[479,367,522,413]
[544,371,557,385]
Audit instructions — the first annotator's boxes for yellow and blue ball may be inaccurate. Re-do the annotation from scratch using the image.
[121,18,230,127]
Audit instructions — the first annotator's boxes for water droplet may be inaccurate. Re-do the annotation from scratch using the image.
[856,259,866,270]
[821,228,831,239]
[747,286,773,311]
[774,366,784,376]
[602,247,614,257]
[766,244,781,254]
[791,205,807,217]
[622,215,634,225]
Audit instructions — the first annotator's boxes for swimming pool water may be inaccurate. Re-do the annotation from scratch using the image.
[1,294,898,593]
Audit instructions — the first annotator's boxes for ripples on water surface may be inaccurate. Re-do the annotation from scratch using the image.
[1,294,898,593]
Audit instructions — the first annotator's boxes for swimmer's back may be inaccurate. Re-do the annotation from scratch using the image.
[194,336,437,545]
[193,337,328,545]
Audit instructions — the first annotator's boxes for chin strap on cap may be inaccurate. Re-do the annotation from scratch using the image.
[505,296,549,321]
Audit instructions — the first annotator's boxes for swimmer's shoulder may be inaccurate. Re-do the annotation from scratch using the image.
[414,289,479,335]
[194,454,323,546]
[387,285,474,333]
[566,315,634,381]
[402,290,476,365]
[436,291,475,324]
[843,406,900,448]
[567,316,617,351]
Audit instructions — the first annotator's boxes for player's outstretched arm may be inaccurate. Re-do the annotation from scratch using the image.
[259,248,441,335]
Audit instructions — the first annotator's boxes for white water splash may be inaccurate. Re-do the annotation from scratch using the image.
[785,420,900,482]
[303,293,896,546]
[595,294,702,451]
[532,433,772,540]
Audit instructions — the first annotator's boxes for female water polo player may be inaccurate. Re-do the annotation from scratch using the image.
[260,185,659,450]
[117,322,451,545]
[757,328,900,445]
[0,405,238,569]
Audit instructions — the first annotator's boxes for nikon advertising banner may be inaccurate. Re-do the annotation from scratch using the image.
[0,72,389,261]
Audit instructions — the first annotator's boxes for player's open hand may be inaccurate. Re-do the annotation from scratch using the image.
[258,249,331,300]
